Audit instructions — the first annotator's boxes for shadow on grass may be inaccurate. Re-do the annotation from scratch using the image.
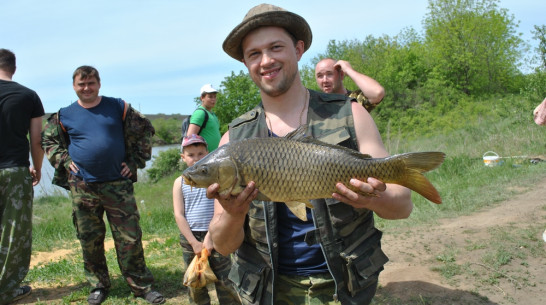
[15,265,191,305]
[375,281,499,305]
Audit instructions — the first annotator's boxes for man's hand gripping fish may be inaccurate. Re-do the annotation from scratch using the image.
[182,126,445,221]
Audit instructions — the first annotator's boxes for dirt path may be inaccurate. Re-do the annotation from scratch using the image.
[378,177,546,304]
[21,178,546,304]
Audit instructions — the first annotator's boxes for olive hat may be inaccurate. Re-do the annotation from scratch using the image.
[222,3,312,61]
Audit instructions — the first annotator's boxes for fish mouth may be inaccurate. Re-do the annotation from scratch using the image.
[182,175,196,187]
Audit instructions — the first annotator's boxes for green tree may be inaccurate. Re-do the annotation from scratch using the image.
[521,25,546,100]
[307,32,442,133]
[152,117,180,144]
[531,25,546,70]
[215,71,261,133]
[423,0,523,95]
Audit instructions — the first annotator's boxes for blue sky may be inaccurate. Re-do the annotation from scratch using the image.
[2,0,544,115]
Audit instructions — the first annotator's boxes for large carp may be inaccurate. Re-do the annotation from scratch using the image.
[182,127,445,221]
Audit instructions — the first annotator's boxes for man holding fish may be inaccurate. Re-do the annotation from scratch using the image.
[192,4,442,305]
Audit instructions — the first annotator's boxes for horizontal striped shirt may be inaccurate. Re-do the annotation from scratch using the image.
[182,182,214,231]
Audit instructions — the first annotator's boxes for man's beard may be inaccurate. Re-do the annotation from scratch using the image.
[257,69,297,98]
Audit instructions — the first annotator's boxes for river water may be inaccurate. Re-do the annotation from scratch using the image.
[33,144,179,198]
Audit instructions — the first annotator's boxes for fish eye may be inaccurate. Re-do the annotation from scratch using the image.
[200,167,207,174]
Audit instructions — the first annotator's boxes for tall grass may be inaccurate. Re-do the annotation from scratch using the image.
[378,94,546,228]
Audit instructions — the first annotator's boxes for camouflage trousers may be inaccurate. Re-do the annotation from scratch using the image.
[275,273,340,305]
[0,167,33,305]
[68,175,154,295]
[179,231,241,305]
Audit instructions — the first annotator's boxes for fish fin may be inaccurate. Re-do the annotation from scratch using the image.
[290,131,375,160]
[288,199,314,208]
[255,192,272,201]
[285,201,309,221]
[394,152,446,204]
[219,189,232,197]
[302,200,314,209]
[230,185,246,196]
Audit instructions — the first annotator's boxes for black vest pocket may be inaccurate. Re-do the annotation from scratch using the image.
[229,245,271,304]
[340,228,388,296]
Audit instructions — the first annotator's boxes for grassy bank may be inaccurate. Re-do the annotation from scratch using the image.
[26,95,546,304]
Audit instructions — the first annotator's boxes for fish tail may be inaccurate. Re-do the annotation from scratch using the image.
[395,152,445,204]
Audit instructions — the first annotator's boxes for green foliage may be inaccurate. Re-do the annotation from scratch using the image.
[149,0,544,144]
[302,0,529,131]
[146,148,182,182]
[423,0,523,95]
[531,25,546,69]
[522,26,546,100]
[521,70,546,101]
[215,70,261,134]
[145,1,543,147]
[151,117,181,145]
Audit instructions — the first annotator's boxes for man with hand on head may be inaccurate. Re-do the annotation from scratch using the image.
[315,58,384,112]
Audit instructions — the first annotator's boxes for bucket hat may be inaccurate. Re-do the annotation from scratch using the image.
[222,3,312,61]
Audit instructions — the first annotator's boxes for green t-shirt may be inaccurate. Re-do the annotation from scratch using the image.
[189,106,221,151]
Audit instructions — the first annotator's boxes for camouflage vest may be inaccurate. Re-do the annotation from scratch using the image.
[227,89,388,305]
[41,102,155,189]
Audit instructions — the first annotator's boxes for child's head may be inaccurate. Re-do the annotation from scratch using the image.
[181,135,209,167]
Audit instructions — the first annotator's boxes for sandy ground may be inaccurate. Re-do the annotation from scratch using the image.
[17,178,546,304]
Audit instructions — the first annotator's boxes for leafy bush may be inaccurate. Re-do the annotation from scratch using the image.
[152,118,182,145]
[520,70,546,101]
[146,148,182,182]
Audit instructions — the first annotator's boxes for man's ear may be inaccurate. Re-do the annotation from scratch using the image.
[295,40,305,61]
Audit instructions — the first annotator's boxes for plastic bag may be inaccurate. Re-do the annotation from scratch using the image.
[534,97,546,126]
[183,248,218,288]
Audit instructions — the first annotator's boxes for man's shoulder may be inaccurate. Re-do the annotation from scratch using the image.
[59,101,79,115]
[101,96,125,108]
[1,79,25,90]
[1,80,39,97]
[229,105,263,128]
[101,95,122,101]
[193,106,210,114]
